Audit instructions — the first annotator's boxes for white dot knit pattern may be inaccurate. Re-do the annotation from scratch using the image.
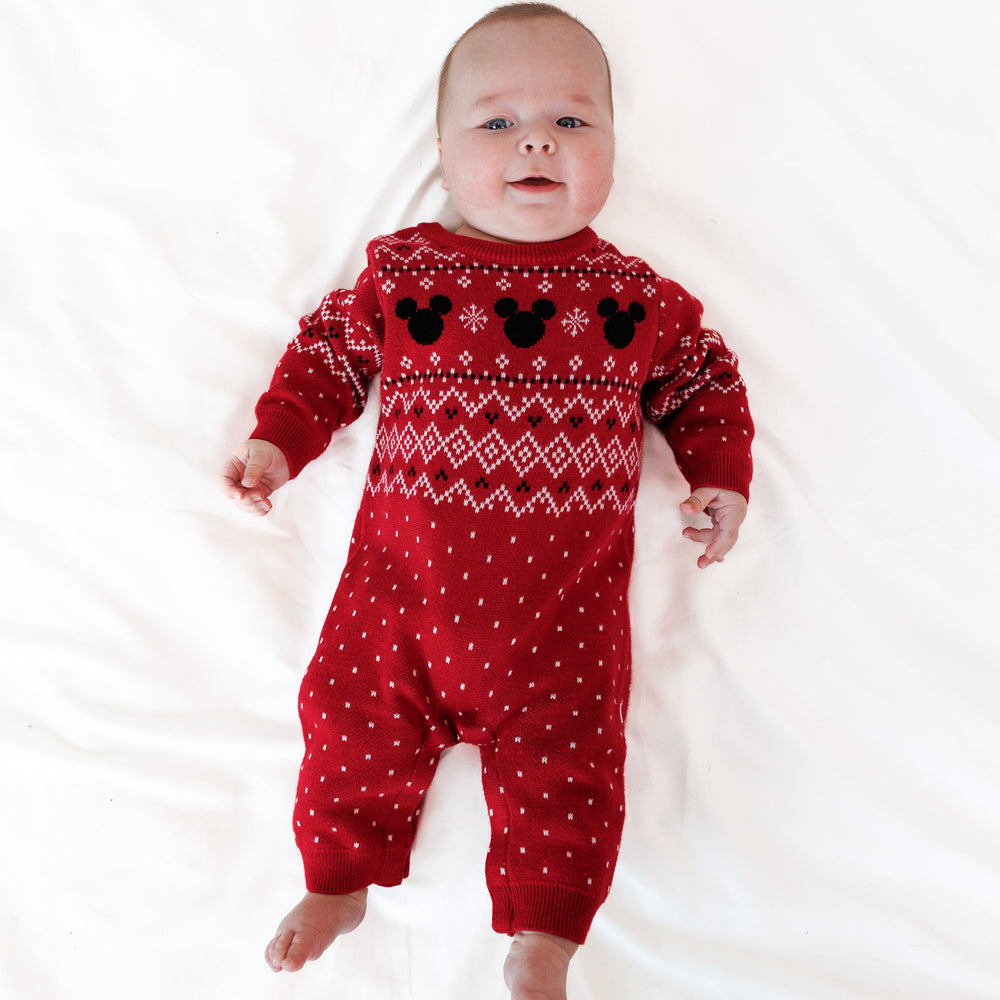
[250,222,754,944]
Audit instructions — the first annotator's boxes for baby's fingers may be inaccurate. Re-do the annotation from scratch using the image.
[221,462,272,515]
[682,526,716,545]
[704,526,740,563]
[682,525,739,567]
[241,453,265,489]
[221,457,248,496]
[240,492,273,516]
[682,529,722,568]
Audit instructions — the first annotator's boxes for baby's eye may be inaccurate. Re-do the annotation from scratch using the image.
[556,117,584,129]
[483,118,513,130]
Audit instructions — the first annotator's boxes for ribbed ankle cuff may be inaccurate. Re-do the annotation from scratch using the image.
[301,847,412,894]
[490,882,604,945]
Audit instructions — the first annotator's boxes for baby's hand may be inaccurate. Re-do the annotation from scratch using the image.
[221,439,290,516]
[679,487,748,569]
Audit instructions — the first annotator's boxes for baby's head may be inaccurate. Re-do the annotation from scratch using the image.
[436,3,615,245]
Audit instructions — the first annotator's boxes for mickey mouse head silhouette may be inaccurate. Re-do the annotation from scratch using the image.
[494,298,557,348]
[395,295,452,345]
[598,298,646,349]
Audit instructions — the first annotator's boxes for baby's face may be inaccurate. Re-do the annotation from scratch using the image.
[437,17,615,244]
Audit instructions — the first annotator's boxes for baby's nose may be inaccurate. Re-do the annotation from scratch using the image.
[520,129,556,154]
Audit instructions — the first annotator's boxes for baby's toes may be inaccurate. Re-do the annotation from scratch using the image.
[265,930,293,972]
[279,931,316,972]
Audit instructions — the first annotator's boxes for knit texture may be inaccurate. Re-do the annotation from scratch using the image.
[250,223,754,941]
[252,222,753,502]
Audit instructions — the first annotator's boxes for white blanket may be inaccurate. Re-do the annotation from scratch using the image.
[4,1,999,997]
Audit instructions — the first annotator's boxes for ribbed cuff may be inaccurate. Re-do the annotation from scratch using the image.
[250,408,326,480]
[683,452,753,502]
[490,882,605,945]
[301,848,412,895]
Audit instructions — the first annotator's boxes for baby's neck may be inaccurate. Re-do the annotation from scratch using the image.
[454,223,517,244]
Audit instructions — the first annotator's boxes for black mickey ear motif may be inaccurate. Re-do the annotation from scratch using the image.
[494,298,556,348]
[396,295,452,345]
[598,297,645,349]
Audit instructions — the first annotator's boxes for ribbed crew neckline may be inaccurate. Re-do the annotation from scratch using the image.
[416,222,600,266]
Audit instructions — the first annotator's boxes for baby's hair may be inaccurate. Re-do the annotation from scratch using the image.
[436,3,613,134]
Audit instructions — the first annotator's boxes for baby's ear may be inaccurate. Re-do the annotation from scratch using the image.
[436,138,449,191]
[494,298,518,318]
[395,298,418,320]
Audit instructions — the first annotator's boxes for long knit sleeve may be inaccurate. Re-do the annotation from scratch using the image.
[641,280,754,498]
[251,265,385,478]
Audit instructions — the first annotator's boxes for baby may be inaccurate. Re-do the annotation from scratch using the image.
[223,4,754,997]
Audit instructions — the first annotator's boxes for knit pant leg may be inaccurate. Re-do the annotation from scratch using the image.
[293,646,448,894]
[480,671,629,944]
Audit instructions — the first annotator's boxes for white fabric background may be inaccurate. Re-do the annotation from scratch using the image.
[3,1,998,997]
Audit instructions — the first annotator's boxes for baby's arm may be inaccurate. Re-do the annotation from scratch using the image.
[640,281,754,568]
[679,487,748,569]
[221,438,290,516]
[224,262,385,515]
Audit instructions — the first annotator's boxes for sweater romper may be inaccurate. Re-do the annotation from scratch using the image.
[251,223,754,944]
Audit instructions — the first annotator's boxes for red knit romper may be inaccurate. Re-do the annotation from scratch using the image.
[251,223,753,944]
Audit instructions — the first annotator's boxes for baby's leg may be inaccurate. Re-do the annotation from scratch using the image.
[264,889,367,973]
[504,931,578,1000]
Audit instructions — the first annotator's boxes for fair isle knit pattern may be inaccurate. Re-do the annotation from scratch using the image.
[249,223,753,944]
[253,222,753,507]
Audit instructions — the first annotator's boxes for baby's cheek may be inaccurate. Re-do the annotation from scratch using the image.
[574,151,614,214]
[578,175,613,218]
[448,164,497,215]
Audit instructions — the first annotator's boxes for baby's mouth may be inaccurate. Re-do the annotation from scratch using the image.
[510,176,560,191]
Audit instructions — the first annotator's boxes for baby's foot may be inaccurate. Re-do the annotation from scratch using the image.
[503,931,578,1000]
[264,889,368,972]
